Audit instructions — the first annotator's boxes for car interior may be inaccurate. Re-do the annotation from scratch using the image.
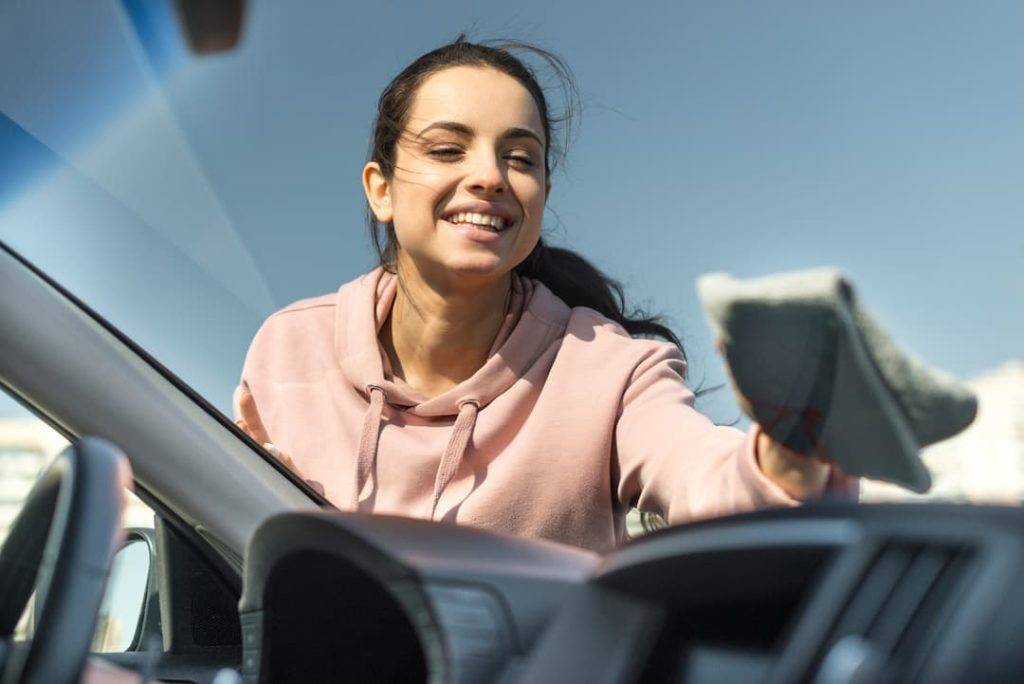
[3,214,1024,684]
[2,3,1021,684]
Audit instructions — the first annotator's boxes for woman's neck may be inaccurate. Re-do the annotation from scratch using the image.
[379,262,511,399]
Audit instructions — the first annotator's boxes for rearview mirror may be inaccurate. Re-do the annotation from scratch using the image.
[172,0,246,54]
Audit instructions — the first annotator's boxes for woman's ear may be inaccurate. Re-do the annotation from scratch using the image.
[362,161,393,223]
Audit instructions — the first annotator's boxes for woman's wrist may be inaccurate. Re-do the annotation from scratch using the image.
[755,428,830,500]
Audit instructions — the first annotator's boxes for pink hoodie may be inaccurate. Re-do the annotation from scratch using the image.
[234,267,853,552]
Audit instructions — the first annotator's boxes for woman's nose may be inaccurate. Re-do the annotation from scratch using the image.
[466,153,507,194]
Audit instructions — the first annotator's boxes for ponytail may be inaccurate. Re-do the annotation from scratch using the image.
[515,238,684,358]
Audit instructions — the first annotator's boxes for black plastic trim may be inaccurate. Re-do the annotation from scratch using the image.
[0,239,329,508]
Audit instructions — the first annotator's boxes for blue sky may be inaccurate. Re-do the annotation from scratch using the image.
[0,0,1021,422]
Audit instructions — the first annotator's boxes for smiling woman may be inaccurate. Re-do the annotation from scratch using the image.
[365,63,548,286]
[233,36,853,552]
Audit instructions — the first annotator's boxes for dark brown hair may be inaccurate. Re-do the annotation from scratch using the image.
[366,35,685,357]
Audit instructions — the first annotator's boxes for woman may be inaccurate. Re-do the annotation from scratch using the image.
[233,37,855,553]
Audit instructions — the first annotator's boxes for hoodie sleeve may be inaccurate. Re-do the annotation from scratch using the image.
[614,343,853,525]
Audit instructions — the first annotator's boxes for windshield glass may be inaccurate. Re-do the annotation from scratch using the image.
[1,2,1020,516]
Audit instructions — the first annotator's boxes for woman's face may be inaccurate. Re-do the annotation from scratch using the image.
[365,66,549,288]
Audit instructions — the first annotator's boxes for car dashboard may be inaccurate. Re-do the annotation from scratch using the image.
[237,503,1024,683]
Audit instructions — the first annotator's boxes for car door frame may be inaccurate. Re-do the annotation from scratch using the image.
[0,239,322,676]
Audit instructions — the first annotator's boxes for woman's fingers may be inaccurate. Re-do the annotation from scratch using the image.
[235,385,272,444]
[262,442,300,474]
[755,429,831,499]
[262,443,326,497]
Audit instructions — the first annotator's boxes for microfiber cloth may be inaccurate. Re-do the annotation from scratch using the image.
[696,268,978,493]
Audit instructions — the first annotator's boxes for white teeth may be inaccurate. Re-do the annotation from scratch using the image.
[446,211,509,231]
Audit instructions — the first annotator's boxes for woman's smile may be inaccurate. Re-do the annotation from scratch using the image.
[439,202,519,243]
[442,217,512,243]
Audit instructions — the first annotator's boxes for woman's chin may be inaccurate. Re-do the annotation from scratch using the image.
[400,243,527,286]
[443,256,509,279]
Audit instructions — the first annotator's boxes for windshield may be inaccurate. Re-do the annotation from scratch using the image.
[1,2,1020,512]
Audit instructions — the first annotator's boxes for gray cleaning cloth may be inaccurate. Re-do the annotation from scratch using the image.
[696,268,978,493]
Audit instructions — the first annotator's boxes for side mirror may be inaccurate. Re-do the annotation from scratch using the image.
[91,529,159,653]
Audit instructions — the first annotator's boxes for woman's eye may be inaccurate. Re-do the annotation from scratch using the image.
[506,155,535,168]
[427,147,463,159]
[426,148,535,169]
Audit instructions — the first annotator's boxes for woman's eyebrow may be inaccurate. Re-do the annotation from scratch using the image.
[416,121,544,147]
[503,127,545,148]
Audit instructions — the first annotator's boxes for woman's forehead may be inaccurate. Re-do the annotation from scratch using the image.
[406,66,545,143]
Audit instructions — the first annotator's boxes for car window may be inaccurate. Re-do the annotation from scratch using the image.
[0,2,1019,513]
[0,388,156,648]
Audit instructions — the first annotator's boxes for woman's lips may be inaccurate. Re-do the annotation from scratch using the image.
[442,218,511,243]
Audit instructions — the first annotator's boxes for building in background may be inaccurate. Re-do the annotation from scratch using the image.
[0,417,69,543]
[0,416,153,545]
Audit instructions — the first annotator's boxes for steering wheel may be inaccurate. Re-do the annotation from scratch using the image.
[0,437,126,684]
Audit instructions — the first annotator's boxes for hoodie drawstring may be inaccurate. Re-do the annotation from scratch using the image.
[429,399,479,520]
[353,385,385,510]
[353,387,480,520]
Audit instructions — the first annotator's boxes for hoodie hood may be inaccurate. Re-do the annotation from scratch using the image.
[335,266,570,517]
[337,267,569,415]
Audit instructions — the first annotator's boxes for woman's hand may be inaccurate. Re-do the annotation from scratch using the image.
[262,443,326,497]
[80,656,146,683]
[755,430,830,500]
[262,442,301,475]
[715,337,831,499]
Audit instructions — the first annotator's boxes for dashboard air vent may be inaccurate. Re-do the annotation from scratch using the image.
[815,541,974,683]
